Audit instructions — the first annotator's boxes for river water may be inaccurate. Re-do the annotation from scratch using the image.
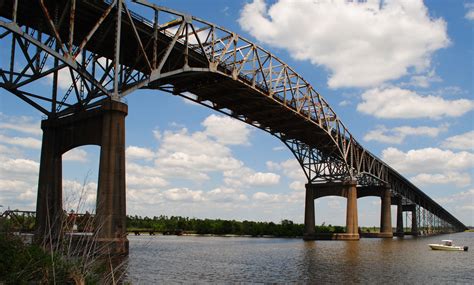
[125,232,473,284]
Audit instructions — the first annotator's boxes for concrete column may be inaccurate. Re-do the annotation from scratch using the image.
[36,124,63,242]
[35,100,128,255]
[379,188,393,238]
[95,101,128,255]
[411,209,418,236]
[345,181,359,238]
[304,184,315,238]
[396,198,404,236]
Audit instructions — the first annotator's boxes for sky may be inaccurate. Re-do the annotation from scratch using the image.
[0,0,473,227]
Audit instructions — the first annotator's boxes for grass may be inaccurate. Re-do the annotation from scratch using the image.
[0,176,128,284]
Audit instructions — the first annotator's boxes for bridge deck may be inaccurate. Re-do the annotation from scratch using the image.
[0,0,466,231]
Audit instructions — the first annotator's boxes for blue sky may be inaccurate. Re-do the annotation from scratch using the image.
[0,0,473,226]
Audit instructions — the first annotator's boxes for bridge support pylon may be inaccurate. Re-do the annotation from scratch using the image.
[401,204,419,236]
[304,180,359,240]
[304,184,316,238]
[395,197,404,237]
[379,187,393,238]
[344,180,359,240]
[36,100,129,255]
[411,207,418,236]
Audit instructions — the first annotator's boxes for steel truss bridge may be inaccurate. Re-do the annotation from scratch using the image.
[0,0,466,252]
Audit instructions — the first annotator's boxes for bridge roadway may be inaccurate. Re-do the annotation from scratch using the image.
[0,0,467,253]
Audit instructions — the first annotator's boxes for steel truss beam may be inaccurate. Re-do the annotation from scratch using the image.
[0,0,466,231]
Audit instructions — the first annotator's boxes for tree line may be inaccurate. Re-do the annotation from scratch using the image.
[126,215,345,237]
[0,211,347,236]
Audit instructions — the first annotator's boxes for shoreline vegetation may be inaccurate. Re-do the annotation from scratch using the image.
[125,215,385,237]
[0,212,124,284]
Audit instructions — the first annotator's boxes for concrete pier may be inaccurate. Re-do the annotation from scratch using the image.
[95,102,128,255]
[401,204,419,236]
[36,100,129,255]
[411,207,418,236]
[344,180,359,240]
[395,197,404,237]
[36,124,63,242]
[304,184,316,238]
[379,187,393,238]
[304,180,359,240]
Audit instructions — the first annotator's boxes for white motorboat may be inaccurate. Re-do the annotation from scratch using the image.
[429,240,468,251]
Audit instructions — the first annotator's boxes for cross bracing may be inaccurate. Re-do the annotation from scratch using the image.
[0,0,466,231]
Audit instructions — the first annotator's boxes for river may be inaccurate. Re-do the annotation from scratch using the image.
[125,232,473,283]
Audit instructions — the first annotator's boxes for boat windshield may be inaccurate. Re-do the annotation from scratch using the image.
[442,240,453,246]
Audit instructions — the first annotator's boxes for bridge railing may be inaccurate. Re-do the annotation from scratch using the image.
[0,0,466,231]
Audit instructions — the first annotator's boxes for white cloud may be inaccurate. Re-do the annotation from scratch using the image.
[239,0,449,88]
[382,147,474,174]
[0,178,36,210]
[63,180,97,212]
[0,134,41,149]
[252,191,304,204]
[267,159,306,192]
[465,3,474,20]
[0,153,39,210]
[46,55,83,91]
[159,151,241,173]
[252,192,284,204]
[411,172,471,188]
[441,131,474,150]
[280,158,306,181]
[327,197,342,210]
[431,86,465,97]
[126,121,264,187]
[202,114,252,145]
[63,148,88,162]
[126,174,168,188]
[163,188,204,202]
[126,162,169,188]
[206,188,248,203]
[406,69,442,88]
[155,128,244,181]
[0,157,39,178]
[224,167,280,188]
[0,179,33,193]
[339,100,351,107]
[436,189,474,205]
[357,87,474,119]
[153,129,162,140]
[266,161,281,171]
[364,124,447,144]
[126,146,155,161]
[0,114,41,136]
[0,144,23,158]
[272,146,285,151]
[158,128,232,159]
[435,189,474,225]
[289,181,305,191]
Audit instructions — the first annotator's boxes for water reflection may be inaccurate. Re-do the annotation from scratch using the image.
[126,233,473,283]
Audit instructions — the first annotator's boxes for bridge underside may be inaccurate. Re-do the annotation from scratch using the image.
[160,72,337,152]
[0,0,467,254]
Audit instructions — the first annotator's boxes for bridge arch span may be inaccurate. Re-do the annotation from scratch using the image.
[0,0,467,252]
[0,0,357,182]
